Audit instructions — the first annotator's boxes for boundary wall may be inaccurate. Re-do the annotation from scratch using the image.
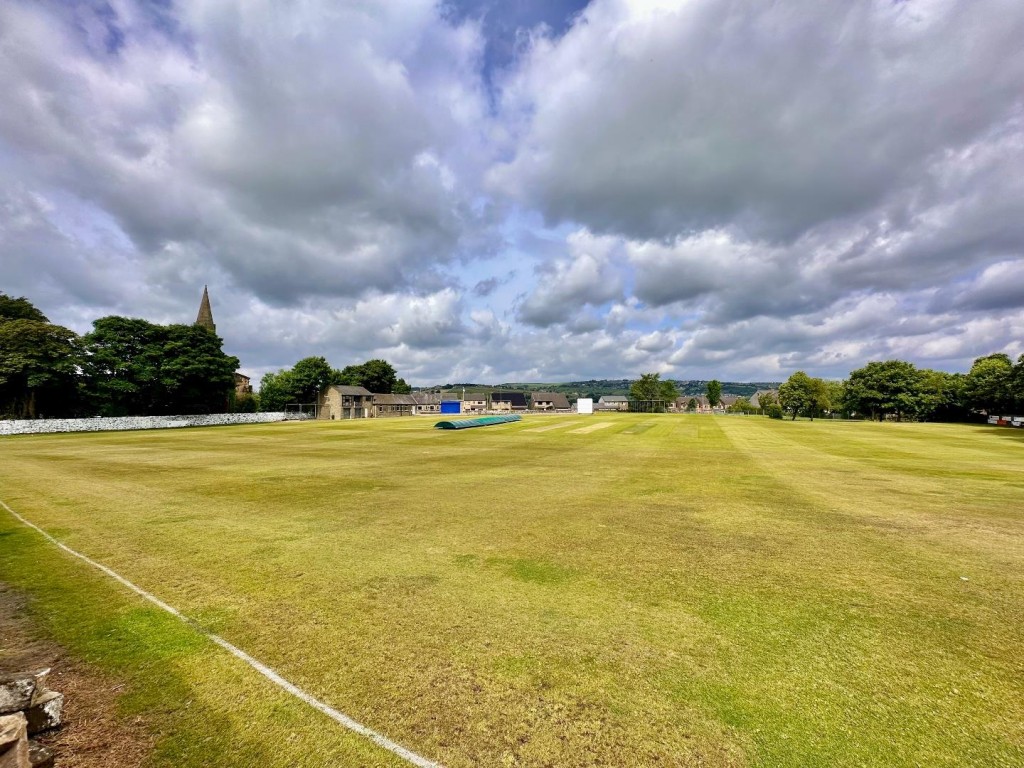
[0,413,291,436]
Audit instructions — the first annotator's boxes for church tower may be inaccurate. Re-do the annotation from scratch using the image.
[195,285,216,333]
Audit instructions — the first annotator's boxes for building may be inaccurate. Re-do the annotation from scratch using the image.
[531,392,571,411]
[411,392,442,414]
[491,391,529,411]
[195,285,216,333]
[462,393,489,413]
[194,285,250,408]
[319,385,373,419]
[234,373,252,396]
[598,395,629,411]
[373,393,418,417]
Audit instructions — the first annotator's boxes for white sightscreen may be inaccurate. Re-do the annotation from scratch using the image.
[577,398,593,414]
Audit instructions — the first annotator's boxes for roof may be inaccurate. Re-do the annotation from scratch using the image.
[719,395,740,406]
[373,393,418,405]
[599,395,629,403]
[411,392,441,405]
[463,392,488,400]
[327,385,372,396]
[195,285,216,332]
[490,391,529,407]
[531,392,571,409]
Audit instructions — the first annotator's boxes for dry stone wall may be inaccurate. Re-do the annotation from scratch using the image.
[0,413,293,436]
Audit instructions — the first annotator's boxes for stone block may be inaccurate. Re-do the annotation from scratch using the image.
[23,693,62,736]
[0,677,35,716]
[27,742,52,768]
[0,713,29,768]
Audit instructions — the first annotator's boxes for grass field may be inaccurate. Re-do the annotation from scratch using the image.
[1,415,1022,767]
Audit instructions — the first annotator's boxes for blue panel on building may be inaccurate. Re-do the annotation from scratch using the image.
[440,401,461,414]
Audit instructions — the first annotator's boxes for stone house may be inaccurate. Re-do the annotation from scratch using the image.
[372,393,418,417]
[598,395,629,411]
[411,392,442,414]
[491,391,529,411]
[319,385,373,419]
[531,392,571,411]
[462,393,489,413]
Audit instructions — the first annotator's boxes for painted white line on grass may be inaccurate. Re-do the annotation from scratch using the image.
[0,499,443,768]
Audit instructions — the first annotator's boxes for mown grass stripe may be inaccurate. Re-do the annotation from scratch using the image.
[0,498,443,768]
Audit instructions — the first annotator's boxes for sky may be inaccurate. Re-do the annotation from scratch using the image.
[1,0,1023,386]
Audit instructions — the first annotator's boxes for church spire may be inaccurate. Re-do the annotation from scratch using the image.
[195,285,216,332]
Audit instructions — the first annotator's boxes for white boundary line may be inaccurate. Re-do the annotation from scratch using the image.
[0,499,443,768]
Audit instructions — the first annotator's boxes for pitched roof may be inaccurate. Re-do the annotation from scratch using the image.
[491,391,529,407]
[599,395,629,403]
[195,285,216,332]
[410,392,441,404]
[531,392,571,409]
[373,393,418,405]
[327,384,372,396]
[463,392,487,400]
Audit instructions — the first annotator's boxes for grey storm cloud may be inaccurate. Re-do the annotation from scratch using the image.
[0,0,491,304]
[1,0,1022,384]
[493,0,1024,244]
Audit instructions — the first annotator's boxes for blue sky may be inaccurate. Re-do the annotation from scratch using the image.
[1,0,1023,385]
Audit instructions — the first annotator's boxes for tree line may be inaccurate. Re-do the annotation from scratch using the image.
[257,357,411,412]
[1,293,238,419]
[774,355,1024,421]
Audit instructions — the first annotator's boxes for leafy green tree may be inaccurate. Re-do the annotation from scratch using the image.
[964,353,1014,415]
[756,390,777,414]
[706,380,722,407]
[0,294,48,323]
[338,359,400,393]
[918,369,967,422]
[629,373,678,411]
[81,317,238,415]
[258,370,296,412]
[779,371,815,420]
[393,378,413,394]
[729,397,754,414]
[844,360,925,421]
[1012,355,1024,412]
[0,317,81,418]
[687,397,698,411]
[289,356,337,403]
[157,325,239,414]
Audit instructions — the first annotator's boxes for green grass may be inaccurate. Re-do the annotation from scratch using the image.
[1,415,1022,767]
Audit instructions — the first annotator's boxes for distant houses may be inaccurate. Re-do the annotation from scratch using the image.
[532,392,571,412]
[315,385,770,419]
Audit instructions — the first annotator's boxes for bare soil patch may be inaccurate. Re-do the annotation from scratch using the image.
[0,583,154,767]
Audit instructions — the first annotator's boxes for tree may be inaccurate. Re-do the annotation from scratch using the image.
[393,378,413,395]
[964,353,1014,415]
[257,370,295,412]
[0,317,81,418]
[844,360,925,421]
[80,317,238,416]
[706,380,722,407]
[290,356,337,403]
[756,390,777,414]
[779,371,815,420]
[629,373,678,411]
[1013,355,1024,412]
[729,397,754,414]
[0,294,48,323]
[918,369,967,422]
[338,359,399,393]
[687,397,698,411]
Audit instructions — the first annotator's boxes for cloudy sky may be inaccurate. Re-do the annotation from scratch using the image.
[2,0,1023,385]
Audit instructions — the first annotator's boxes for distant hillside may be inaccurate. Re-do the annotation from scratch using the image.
[417,380,782,399]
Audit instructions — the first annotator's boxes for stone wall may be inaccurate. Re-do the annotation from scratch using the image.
[0,413,295,436]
